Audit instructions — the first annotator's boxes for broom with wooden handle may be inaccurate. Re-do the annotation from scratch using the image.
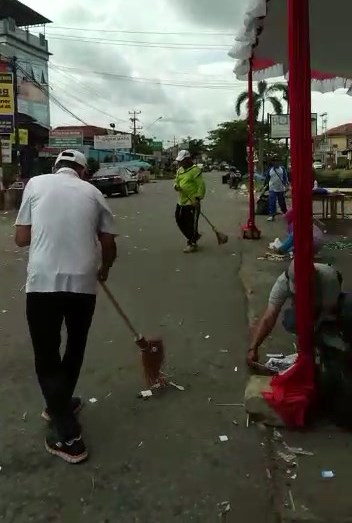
[185,195,229,246]
[100,282,165,388]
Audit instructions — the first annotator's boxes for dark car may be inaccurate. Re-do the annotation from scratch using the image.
[90,167,139,197]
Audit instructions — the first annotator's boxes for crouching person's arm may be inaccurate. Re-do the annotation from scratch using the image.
[247,271,290,368]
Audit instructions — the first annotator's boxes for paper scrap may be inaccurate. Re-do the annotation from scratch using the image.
[219,435,228,442]
[89,398,98,404]
[1,310,8,314]
[234,367,238,372]
[204,335,210,339]
[140,390,153,398]
[220,349,229,353]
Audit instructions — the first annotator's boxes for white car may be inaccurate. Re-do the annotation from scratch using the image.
[313,161,323,170]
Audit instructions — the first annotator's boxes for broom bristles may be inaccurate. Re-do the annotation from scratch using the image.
[138,338,165,387]
[216,231,229,245]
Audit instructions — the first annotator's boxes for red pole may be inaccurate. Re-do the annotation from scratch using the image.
[288,0,314,358]
[242,57,261,240]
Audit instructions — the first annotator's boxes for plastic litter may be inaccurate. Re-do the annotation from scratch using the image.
[321,470,335,479]
[219,435,229,442]
[265,353,298,373]
[169,381,185,391]
[204,335,210,339]
[269,238,282,250]
[89,398,98,404]
[217,501,231,515]
[288,447,314,457]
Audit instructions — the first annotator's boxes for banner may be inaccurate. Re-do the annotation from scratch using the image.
[94,134,132,150]
[0,73,14,114]
[49,131,83,148]
[270,113,317,139]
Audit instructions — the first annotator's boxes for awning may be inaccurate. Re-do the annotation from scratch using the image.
[229,0,352,93]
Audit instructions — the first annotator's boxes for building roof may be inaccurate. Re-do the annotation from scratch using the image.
[0,0,51,27]
[326,123,352,136]
[53,125,109,140]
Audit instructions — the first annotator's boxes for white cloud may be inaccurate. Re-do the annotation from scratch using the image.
[20,0,352,141]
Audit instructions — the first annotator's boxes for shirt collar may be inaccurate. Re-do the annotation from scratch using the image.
[55,167,80,178]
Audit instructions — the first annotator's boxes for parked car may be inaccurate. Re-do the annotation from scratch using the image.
[313,161,323,170]
[90,166,139,197]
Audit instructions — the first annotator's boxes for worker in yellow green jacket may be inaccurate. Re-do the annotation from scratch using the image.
[174,150,206,253]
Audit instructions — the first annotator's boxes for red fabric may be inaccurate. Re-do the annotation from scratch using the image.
[252,58,337,81]
[263,0,316,427]
[247,58,256,227]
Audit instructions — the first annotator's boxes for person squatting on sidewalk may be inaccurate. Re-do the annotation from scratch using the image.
[265,157,289,221]
[15,149,117,464]
[174,150,206,253]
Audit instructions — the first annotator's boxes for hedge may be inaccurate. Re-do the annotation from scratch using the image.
[315,169,352,188]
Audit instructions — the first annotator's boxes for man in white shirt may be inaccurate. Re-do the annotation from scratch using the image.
[266,158,288,221]
[15,150,117,464]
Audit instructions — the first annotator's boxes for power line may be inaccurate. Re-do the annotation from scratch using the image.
[52,64,247,91]
[43,25,235,37]
[43,34,230,51]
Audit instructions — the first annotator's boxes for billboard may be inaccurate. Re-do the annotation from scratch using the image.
[94,134,132,150]
[49,130,83,148]
[0,73,14,134]
[0,138,12,164]
[270,114,318,139]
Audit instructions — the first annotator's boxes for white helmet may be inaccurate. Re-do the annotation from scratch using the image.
[55,149,87,168]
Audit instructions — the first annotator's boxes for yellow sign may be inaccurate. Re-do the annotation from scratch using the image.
[10,129,28,145]
[0,73,14,115]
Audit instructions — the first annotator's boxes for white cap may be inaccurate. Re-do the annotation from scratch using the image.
[176,149,191,162]
[55,149,87,168]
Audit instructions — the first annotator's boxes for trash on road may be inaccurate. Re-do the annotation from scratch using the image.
[89,398,98,404]
[175,268,181,272]
[217,501,231,516]
[234,367,238,372]
[321,470,335,479]
[220,349,229,353]
[169,381,185,391]
[22,412,27,422]
[219,435,229,442]
[105,392,112,399]
[204,335,210,339]
[266,353,284,359]
[138,441,144,448]
[265,353,297,373]
[232,419,238,425]
[288,447,314,457]
[1,310,8,314]
[277,450,297,465]
[139,390,153,399]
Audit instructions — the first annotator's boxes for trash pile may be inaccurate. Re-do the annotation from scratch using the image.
[265,353,298,374]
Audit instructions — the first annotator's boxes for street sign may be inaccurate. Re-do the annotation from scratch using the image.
[49,130,83,148]
[0,138,12,164]
[94,134,132,150]
[0,115,13,134]
[0,73,14,113]
[270,113,318,139]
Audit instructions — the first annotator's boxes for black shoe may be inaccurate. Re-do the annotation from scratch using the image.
[41,397,83,422]
[45,433,88,464]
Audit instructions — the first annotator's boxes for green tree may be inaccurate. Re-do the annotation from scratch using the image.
[235,80,285,123]
[207,120,248,173]
[187,138,205,158]
[135,134,153,155]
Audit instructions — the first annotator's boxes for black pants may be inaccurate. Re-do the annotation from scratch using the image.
[26,292,96,441]
[175,204,200,245]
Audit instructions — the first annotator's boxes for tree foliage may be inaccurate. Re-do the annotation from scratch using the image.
[235,80,287,122]
[135,134,154,155]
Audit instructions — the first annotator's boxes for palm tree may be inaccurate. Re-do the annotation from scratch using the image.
[267,82,289,113]
[235,80,285,122]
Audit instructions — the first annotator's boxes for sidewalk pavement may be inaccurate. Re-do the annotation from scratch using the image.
[239,209,352,523]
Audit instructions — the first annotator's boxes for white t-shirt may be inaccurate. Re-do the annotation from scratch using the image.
[16,168,116,294]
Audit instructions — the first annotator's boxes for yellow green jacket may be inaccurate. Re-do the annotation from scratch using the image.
[174,165,206,206]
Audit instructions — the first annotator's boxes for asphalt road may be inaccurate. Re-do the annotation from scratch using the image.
[0,174,272,522]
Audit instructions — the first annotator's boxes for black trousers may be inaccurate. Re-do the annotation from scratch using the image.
[175,204,200,245]
[26,292,96,441]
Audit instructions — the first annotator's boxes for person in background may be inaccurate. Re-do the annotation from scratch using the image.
[174,150,206,253]
[15,149,117,464]
[266,158,289,221]
[271,208,326,256]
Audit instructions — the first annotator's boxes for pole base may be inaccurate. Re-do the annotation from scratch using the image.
[242,223,261,240]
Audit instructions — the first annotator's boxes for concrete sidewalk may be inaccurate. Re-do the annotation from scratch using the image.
[239,208,352,523]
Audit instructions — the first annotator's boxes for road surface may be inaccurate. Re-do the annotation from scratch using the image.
[0,174,272,522]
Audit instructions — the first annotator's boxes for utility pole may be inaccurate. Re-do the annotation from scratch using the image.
[129,110,142,156]
[10,56,20,168]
